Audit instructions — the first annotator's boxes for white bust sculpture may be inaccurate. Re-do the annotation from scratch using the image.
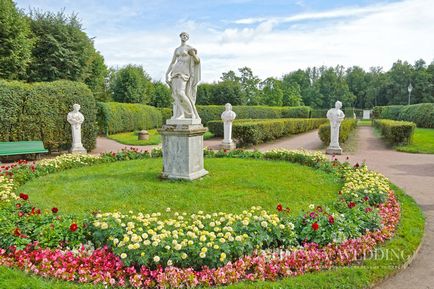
[165,32,201,121]
[326,101,345,155]
[220,103,237,150]
[67,104,87,154]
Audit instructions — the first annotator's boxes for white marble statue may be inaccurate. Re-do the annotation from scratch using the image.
[67,104,87,154]
[166,32,201,121]
[326,101,345,154]
[220,103,237,150]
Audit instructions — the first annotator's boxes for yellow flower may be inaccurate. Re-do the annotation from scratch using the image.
[181,253,188,259]
[199,252,206,258]
[120,253,127,259]
[220,252,226,261]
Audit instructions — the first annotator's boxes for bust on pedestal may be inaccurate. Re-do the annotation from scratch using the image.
[67,104,87,154]
[220,103,236,150]
[326,101,345,155]
[158,32,208,180]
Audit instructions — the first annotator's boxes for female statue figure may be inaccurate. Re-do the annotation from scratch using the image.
[67,103,86,153]
[166,32,201,120]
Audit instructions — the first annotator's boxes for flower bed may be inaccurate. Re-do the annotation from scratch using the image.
[0,149,400,288]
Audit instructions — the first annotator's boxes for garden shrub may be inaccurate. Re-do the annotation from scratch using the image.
[161,105,312,126]
[373,103,434,128]
[318,119,358,145]
[97,102,162,135]
[0,80,97,152]
[208,118,327,146]
[312,108,362,119]
[373,119,416,145]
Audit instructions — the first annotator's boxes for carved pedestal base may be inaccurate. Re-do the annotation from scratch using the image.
[326,146,342,155]
[158,122,208,181]
[220,141,236,150]
[70,145,87,154]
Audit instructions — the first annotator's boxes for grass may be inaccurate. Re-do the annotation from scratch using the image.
[395,128,434,154]
[358,119,372,126]
[1,185,424,289]
[19,158,341,217]
[107,130,215,146]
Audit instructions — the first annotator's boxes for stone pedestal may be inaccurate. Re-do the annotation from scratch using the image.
[158,121,208,180]
[70,144,87,154]
[326,146,342,155]
[220,141,236,150]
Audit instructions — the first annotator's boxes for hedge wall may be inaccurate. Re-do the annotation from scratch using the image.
[311,108,363,119]
[373,119,415,145]
[318,119,358,145]
[208,118,327,146]
[373,103,434,128]
[97,102,162,135]
[160,105,311,126]
[0,80,97,152]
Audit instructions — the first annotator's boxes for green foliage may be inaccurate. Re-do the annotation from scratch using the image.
[208,118,327,146]
[97,102,162,134]
[110,65,153,104]
[396,128,434,154]
[373,119,416,145]
[374,103,434,128]
[318,119,358,145]
[0,0,33,80]
[82,51,109,102]
[261,77,284,106]
[0,80,97,151]
[107,129,161,146]
[149,81,172,108]
[194,105,311,126]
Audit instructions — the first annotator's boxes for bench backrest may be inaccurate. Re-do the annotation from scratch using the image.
[0,141,48,156]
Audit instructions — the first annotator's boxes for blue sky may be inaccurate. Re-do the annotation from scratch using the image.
[14,0,434,82]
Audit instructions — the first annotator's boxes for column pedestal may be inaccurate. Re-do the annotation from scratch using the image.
[158,122,208,180]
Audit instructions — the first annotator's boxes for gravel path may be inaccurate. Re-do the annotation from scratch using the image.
[93,127,434,288]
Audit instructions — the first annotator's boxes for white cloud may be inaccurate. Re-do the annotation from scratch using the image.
[93,0,434,82]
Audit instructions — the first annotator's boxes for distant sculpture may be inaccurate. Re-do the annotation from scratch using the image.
[220,103,237,150]
[166,32,201,120]
[67,104,87,154]
[326,101,345,155]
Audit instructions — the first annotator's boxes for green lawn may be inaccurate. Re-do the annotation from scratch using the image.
[358,119,372,126]
[107,130,215,146]
[20,158,341,216]
[395,128,434,154]
[2,186,424,289]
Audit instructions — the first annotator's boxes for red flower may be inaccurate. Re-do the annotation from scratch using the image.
[69,223,78,232]
[18,211,24,217]
[348,201,356,209]
[363,196,369,201]
[276,204,283,212]
[19,193,29,201]
[36,209,41,215]
[13,228,21,236]
[328,215,335,224]
[15,203,21,209]
[354,163,360,168]
[311,222,319,231]
[51,207,58,214]
[365,207,373,213]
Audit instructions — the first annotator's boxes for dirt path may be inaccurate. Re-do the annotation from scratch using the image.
[254,129,324,152]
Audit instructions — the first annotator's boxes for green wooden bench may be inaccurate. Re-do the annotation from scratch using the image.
[0,141,48,157]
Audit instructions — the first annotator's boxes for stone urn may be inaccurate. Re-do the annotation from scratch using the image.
[138,130,149,140]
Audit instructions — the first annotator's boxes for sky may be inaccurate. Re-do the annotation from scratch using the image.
[14,0,434,83]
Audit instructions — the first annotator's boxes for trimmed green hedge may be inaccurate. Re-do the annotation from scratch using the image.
[312,108,363,119]
[318,119,358,145]
[373,119,416,145]
[97,102,162,135]
[160,106,312,126]
[208,118,326,146]
[0,80,97,152]
[373,103,434,128]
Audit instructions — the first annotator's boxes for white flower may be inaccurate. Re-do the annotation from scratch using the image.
[153,256,160,262]
[309,204,315,210]
[120,253,127,259]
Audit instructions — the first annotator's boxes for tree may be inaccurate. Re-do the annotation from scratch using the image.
[238,67,260,105]
[110,65,153,104]
[383,60,414,105]
[82,51,108,101]
[282,82,302,106]
[0,0,33,79]
[149,81,172,107]
[221,70,240,83]
[260,77,283,106]
[211,81,242,105]
[197,83,215,105]
[346,66,368,108]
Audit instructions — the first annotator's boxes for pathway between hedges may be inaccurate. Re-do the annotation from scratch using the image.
[94,127,434,289]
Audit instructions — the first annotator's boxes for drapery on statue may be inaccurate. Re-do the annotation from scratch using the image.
[67,103,86,153]
[165,32,201,120]
[326,100,345,154]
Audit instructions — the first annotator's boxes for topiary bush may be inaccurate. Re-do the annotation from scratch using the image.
[97,102,162,135]
[0,80,97,152]
[373,119,416,145]
[318,119,358,145]
[208,118,326,146]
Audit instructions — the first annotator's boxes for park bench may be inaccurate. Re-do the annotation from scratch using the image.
[0,141,48,158]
